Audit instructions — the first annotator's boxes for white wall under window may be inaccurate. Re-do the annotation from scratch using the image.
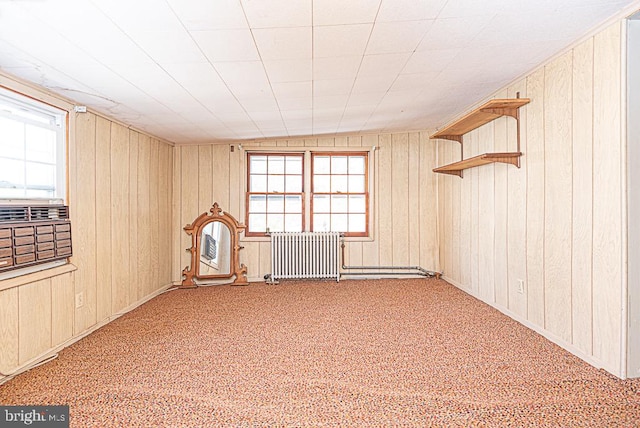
[0,87,67,202]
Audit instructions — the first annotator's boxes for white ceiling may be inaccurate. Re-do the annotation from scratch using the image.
[0,0,638,144]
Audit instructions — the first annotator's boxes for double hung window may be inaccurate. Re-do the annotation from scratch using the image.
[246,151,369,237]
[0,87,66,200]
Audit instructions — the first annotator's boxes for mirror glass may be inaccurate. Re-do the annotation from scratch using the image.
[198,221,231,276]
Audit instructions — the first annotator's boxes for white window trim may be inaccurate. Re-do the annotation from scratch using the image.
[0,86,67,202]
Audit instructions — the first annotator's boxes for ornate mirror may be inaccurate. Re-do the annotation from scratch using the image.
[181,203,248,287]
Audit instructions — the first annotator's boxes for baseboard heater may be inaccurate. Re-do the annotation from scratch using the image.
[268,232,340,283]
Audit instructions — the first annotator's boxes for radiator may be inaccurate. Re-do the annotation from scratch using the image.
[269,232,341,282]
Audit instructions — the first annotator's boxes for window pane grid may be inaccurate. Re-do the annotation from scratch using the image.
[311,152,368,236]
[247,153,304,235]
[0,91,65,200]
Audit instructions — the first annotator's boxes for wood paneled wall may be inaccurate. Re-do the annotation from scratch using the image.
[0,74,173,376]
[173,133,440,283]
[435,22,626,377]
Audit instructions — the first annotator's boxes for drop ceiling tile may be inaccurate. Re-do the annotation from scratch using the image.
[129,30,205,64]
[91,0,181,32]
[252,27,312,60]
[390,72,439,92]
[261,128,290,137]
[436,0,504,18]
[358,53,411,77]
[242,0,312,28]
[377,0,447,21]
[162,62,232,97]
[192,29,260,62]
[313,24,372,58]
[342,105,375,119]
[214,61,268,85]
[314,107,344,118]
[313,79,355,96]
[239,96,280,113]
[313,94,349,109]
[284,117,312,128]
[167,0,248,30]
[263,59,312,82]
[271,81,312,98]
[277,97,313,111]
[347,92,386,107]
[417,16,492,51]
[228,82,273,99]
[281,109,312,120]
[402,48,460,73]
[314,56,361,80]
[366,21,432,54]
[313,0,381,25]
[286,128,313,137]
[351,75,396,94]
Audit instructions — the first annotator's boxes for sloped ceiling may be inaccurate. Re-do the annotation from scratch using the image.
[0,0,638,144]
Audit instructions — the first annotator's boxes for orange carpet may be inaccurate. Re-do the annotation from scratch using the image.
[1,278,638,427]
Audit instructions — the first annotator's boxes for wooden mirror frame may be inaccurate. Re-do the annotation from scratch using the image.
[181,203,249,288]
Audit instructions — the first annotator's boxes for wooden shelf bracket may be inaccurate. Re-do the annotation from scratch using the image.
[429,98,530,177]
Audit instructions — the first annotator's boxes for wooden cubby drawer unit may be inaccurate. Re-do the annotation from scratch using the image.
[37,250,55,260]
[15,244,35,255]
[55,231,71,241]
[36,225,54,234]
[14,226,34,237]
[56,246,72,257]
[15,254,36,264]
[57,239,71,248]
[14,235,35,246]
[55,224,71,232]
[38,242,55,251]
[37,233,54,243]
[0,205,72,272]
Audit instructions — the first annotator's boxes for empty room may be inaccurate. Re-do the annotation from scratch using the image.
[1,0,639,426]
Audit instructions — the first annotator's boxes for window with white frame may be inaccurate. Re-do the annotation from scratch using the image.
[245,151,369,237]
[0,87,67,201]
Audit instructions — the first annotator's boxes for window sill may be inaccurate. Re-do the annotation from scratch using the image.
[0,262,77,292]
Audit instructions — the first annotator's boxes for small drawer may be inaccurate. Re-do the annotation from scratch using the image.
[0,229,11,239]
[0,238,11,248]
[56,246,72,257]
[37,250,55,260]
[0,257,14,269]
[37,233,54,243]
[0,248,11,258]
[15,254,36,264]
[56,239,71,248]
[55,232,71,241]
[38,242,55,251]
[14,227,34,237]
[15,244,35,255]
[36,225,54,234]
[55,223,71,232]
[14,236,35,246]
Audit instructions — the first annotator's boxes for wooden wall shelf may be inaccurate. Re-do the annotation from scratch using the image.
[432,152,522,177]
[430,98,530,177]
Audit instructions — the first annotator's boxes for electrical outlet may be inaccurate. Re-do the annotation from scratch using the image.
[75,292,84,309]
[517,279,525,294]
